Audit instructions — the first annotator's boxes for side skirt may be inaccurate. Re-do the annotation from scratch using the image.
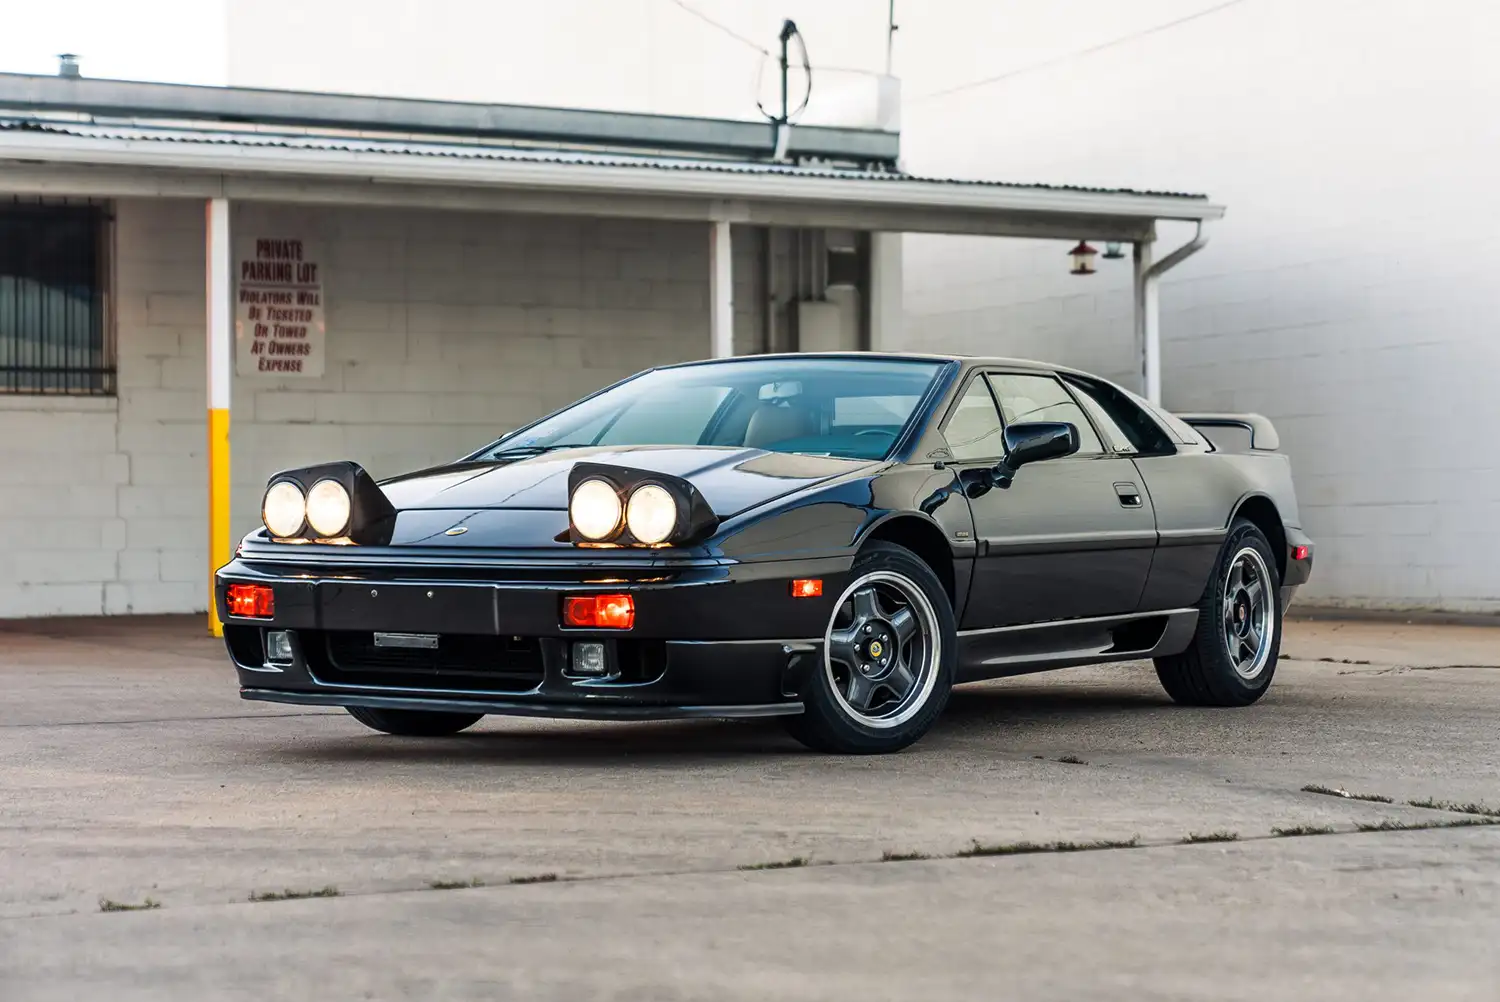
[956,608,1199,683]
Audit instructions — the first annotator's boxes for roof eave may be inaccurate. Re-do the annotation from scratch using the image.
[0,129,1224,238]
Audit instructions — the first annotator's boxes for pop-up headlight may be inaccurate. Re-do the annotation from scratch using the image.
[260,461,396,544]
[566,463,718,547]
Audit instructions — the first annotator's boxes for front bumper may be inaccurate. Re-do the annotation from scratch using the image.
[216,552,848,720]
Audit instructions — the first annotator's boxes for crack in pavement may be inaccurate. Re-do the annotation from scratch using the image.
[5,817,1495,924]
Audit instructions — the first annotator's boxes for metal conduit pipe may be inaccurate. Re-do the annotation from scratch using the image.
[1133,220,1210,405]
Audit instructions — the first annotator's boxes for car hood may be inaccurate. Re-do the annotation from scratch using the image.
[378,446,876,519]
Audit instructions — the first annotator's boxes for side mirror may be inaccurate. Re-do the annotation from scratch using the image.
[990,421,1078,489]
[1003,421,1079,468]
[957,421,1081,499]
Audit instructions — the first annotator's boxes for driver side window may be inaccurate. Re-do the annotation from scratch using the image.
[985,373,1104,456]
[942,377,1006,462]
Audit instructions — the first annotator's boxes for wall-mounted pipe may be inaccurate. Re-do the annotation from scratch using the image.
[1133,220,1210,405]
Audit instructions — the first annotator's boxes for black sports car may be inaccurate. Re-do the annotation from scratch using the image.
[217,353,1313,753]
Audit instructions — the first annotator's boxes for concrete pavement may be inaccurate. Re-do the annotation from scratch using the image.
[1,614,1498,998]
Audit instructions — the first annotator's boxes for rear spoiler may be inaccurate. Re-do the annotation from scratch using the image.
[1175,413,1280,451]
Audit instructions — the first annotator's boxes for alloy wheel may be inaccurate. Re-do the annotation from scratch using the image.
[824,570,941,729]
[1222,546,1274,679]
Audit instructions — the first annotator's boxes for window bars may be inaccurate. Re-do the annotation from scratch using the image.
[0,204,114,395]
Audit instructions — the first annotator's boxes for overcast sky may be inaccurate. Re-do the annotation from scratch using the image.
[1,1,225,84]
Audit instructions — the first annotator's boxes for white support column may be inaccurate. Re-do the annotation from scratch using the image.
[709,219,734,358]
[206,197,233,636]
[868,231,903,352]
[1132,239,1161,405]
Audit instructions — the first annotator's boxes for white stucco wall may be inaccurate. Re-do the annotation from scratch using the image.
[0,198,761,617]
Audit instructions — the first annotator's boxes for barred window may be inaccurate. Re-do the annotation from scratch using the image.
[0,204,114,395]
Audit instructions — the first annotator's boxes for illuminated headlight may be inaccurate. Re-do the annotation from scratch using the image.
[569,478,623,541]
[262,481,306,538]
[306,479,352,538]
[626,484,677,545]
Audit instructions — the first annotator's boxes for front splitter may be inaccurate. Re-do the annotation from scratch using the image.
[241,688,805,721]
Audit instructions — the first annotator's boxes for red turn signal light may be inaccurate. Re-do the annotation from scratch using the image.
[1292,545,1309,561]
[563,594,636,630]
[226,583,275,619]
[790,578,823,598]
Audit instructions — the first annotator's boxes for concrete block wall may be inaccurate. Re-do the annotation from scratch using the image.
[0,198,207,617]
[0,198,761,618]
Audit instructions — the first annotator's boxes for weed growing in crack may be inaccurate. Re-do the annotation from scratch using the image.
[1181,831,1239,844]
[99,897,161,913]
[1357,817,1497,832]
[738,857,808,871]
[1055,755,1087,765]
[249,886,340,902]
[509,873,560,885]
[958,836,1138,857]
[1301,784,1393,803]
[429,878,486,890]
[957,840,1048,857]
[1407,798,1500,818]
[1270,825,1337,837]
[881,850,931,862]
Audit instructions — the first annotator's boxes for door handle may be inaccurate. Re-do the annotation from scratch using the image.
[1113,482,1143,508]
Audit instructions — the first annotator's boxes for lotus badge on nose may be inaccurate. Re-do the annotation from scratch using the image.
[445,526,468,536]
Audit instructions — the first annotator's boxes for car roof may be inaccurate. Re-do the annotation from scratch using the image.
[659,351,1078,375]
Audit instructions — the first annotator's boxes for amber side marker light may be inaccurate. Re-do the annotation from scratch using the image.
[226,583,275,619]
[790,579,823,598]
[563,594,636,630]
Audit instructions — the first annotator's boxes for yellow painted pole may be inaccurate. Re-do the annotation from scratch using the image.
[206,198,233,637]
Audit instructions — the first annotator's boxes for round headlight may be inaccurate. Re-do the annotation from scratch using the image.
[306,479,352,538]
[262,481,306,538]
[626,484,678,545]
[570,479,623,541]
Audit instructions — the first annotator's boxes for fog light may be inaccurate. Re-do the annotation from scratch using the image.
[571,641,608,675]
[226,583,275,619]
[266,630,295,665]
[562,593,635,629]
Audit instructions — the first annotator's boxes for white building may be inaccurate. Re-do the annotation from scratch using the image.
[0,70,1213,625]
[2,0,1495,616]
[217,0,1500,613]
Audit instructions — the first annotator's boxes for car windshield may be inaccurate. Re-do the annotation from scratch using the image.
[480,357,948,461]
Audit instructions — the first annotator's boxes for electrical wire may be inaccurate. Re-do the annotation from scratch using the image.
[663,0,768,55]
[914,0,1254,102]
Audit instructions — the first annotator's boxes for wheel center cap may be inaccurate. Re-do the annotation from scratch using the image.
[1233,592,1251,634]
[857,625,895,674]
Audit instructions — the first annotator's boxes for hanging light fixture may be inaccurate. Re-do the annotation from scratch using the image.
[1102,241,1125,260]
[1067,241,1098,276]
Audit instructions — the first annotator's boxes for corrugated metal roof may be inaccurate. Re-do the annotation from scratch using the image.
[0,118,1209,201]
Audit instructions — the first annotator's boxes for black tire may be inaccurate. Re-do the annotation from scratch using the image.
[345,706,484,736]
[786,541,956,754]
[1155,518,1282,707]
